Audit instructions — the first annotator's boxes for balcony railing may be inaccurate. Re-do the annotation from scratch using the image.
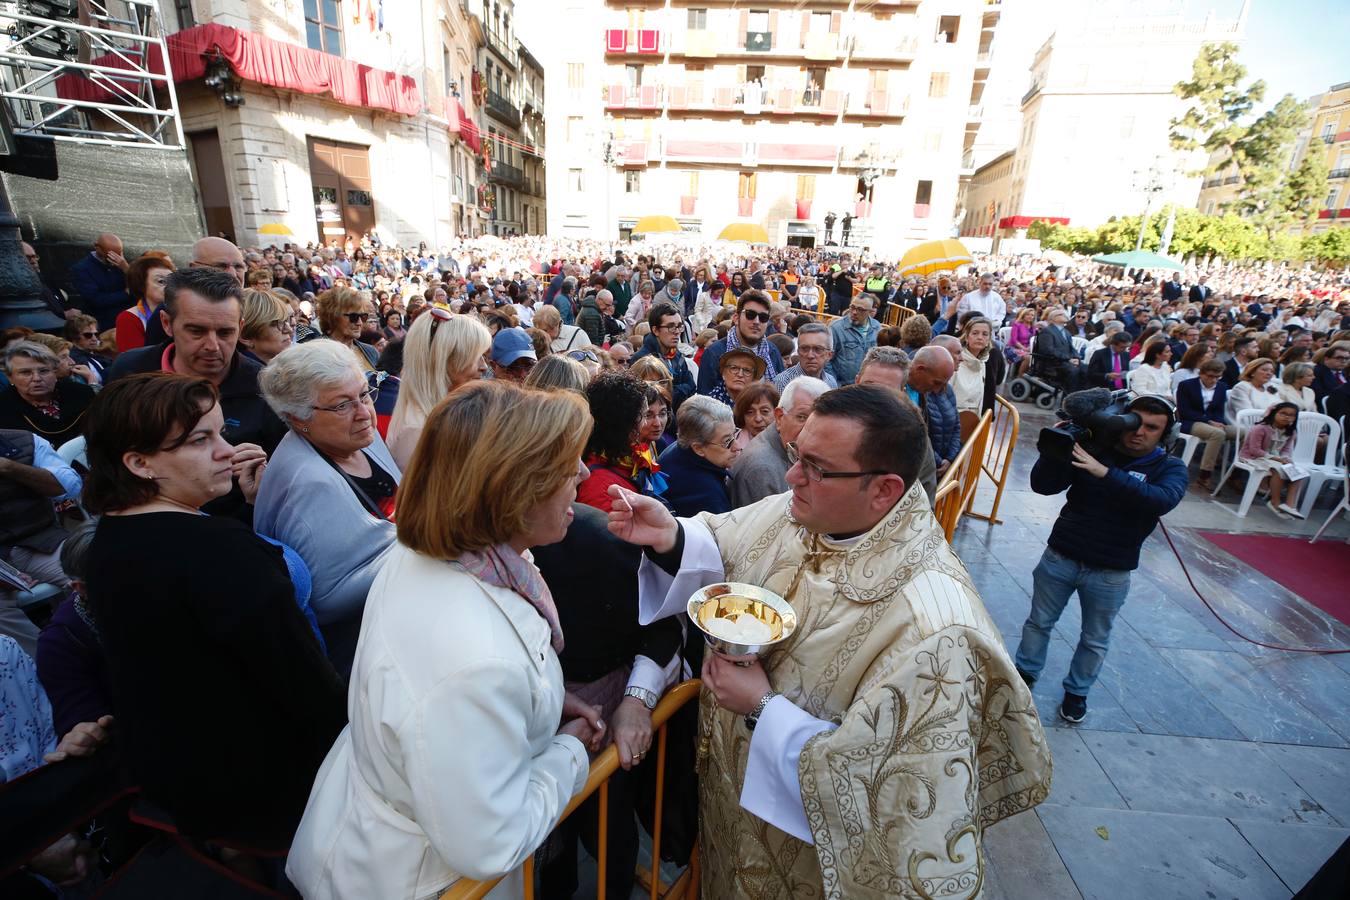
[1223,175,1240,185]
[604,83,664,111]
[486,89,521,126]
[1330,168,1350,179]
[667,29,905,62]
[846,34,921,62]
[486,29,518,67]
[489,160,525,188]
[744,30,771,51]
[1021,82,1041,105]
[1323,134,1336,144]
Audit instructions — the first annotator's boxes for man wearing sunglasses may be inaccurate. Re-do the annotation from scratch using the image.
[607,384,1049,898]
[695,290,784,399]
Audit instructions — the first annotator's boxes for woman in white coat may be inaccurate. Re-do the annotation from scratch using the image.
[287,381,605,900]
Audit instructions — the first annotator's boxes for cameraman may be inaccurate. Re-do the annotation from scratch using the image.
[1013,395,1188,724]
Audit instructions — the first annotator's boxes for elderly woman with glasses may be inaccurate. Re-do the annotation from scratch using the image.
[656,394,740,517]
[317,285,380,372]
[238,289,295,365]
[255,340,401,675]
[0,341,95,448]
[386,310,491,469]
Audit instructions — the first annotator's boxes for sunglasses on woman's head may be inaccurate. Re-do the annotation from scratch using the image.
[567,349,599,363]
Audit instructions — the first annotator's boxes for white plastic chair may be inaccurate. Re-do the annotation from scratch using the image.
[1176,431,1202,467]
[997,326,1012,345]
[1210,408,1268,517]
[1309,471,1348,543]
[1070,335,1088,360]
[1290,412,1346,518]
[56,435,86,469]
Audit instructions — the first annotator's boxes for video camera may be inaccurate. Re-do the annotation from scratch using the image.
[1036,388,1141,462]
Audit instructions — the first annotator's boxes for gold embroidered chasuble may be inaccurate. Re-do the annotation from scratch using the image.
[691,487,1052,899]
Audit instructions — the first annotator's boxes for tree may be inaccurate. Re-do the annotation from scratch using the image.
[1278,150,1331,231]
[1302,228,1350,265]
[1169,42,1265,174]
[1231,96,1317,237]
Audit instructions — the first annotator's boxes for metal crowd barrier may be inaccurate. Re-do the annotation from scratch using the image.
[441,679,703,900]
[933,410,993,541]
[964,394,1021,526]
[882,302,916,329]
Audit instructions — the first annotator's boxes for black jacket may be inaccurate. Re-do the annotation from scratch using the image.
[631,332,696,410]
[1031,445,1187,570]
[1311,363,1346,406]
[531,503,681,684]
[1035,324,1076,363]
[1086,347,1130,390]
[1176,378,1228,432]
[656,442,732,518]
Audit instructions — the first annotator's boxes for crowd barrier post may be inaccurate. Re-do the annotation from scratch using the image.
[440,679,703,900]
[964,394,1020,526]
[932,410,992,542]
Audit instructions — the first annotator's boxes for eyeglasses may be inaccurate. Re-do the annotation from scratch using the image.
[311,387,378,415]
[723,365,756,378]
[848,305,872,314]
[739,309,770,323]
[786,442,890,483]
[80,331,99,339]
[702,427,741,450]
[9,366,53,379]
[654,322,683,333]
[641,408,670,422]
[343,312,374,324]
[566,349,599,363]
[196,259,248,274]
[267,318,295,333]
[797,344,830,357]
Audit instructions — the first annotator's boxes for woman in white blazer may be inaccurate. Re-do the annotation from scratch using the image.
[1128,339,1175,400]
[287,382,604,900]
[1226,357,1281,421]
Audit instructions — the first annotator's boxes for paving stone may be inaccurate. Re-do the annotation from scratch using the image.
[983,809,1082,900]
[1230,819,1349,894]
[1257,742,1350,828]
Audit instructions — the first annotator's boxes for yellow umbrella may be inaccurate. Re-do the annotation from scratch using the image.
[258,223,294,236]
[896,239,973,277]
[717,222,770,244]
[632,215,683,234]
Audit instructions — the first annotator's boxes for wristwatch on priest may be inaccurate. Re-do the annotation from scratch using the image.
[744,691,780,732]
[623,686,659,710]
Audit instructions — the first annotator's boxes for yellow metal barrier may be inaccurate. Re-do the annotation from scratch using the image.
[933,410,993,542]
[441,679,703,900]
[882,303,916,329]
[964,394,1020,526]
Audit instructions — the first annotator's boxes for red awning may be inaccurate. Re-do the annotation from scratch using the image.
[998,215,1070,229]
[55,23,421,117]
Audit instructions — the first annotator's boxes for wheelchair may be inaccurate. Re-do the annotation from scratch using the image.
[1007,352,1074,411]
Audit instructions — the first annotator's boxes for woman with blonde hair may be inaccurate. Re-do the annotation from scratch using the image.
[317,285,379,371]
[525,354,590,394]
[238,289,295,365]
[386,309,491,468]
[287,381,604,900]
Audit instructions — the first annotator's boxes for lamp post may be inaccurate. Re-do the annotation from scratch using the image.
[1132,157,1175,252]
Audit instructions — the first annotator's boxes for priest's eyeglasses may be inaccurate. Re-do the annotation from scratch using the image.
[785,442,890,483]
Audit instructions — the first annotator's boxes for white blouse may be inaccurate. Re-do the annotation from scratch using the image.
[1129,362,1174,400]
[1226,380,1280,421]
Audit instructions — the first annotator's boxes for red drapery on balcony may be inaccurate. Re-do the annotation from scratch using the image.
[55,23,422,117]
[796,200,812,219]
[997,215,1070,229]
[737,197,754,217]
[446,97,481,153]
[680,196,696,215]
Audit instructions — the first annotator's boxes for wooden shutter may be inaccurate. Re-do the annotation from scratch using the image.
[800,11,810,46]
[830,11,841,33]
[738,10,748,46]
[768,10,779,48]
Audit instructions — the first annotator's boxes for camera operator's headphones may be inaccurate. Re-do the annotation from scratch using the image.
[1127,394,1181,450]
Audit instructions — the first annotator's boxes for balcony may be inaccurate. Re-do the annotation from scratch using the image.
[1223,175,1240,185]
[667,29,852,63]
[603,83,664,112]
[486,29,518,68]
[663,83,845,119]
[846,34,920,64]
[486,89,521,126]
[843,90,907,120]
[745,30,772,51]
[1323,134,1336,144]
[1021,82,1041,105]
[1331,168,1350,179]
[967,104,985,121]
[489,161,525,189]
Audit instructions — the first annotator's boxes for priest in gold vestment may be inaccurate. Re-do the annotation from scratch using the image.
[609,385,1052,899]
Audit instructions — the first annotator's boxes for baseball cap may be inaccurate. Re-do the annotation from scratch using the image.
[491,327,537,367]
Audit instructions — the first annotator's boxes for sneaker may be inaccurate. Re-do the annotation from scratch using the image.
[1016,668,1037,689]
[1266,500,1292,520]
[1059,692,1087,724]
[1278,503,1306,520]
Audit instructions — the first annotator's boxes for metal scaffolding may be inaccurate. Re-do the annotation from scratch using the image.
[0,0,184,149]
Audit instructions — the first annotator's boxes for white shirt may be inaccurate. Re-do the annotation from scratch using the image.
[1129,362,1174,400]
[513,302,535,327]
[956,288,1006,324]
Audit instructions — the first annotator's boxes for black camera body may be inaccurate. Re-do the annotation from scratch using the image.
[1037,388,1141,462]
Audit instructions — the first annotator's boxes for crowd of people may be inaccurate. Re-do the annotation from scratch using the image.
[1,227,1347,898]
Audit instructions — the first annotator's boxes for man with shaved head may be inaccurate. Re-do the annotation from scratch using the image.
[68,231,131,329]
[144,236,247,345]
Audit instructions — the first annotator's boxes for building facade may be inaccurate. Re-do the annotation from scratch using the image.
[994,4,1247,239]
[1304,82,1350,234]
[957,149,1014,239]
[542,0,1002,254]
[169,0,543,248]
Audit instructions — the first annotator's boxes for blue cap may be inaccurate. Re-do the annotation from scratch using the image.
[491,327,537,366]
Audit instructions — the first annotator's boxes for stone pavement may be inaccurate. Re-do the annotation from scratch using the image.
[960,407,1350,899]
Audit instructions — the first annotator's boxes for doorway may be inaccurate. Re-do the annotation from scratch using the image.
[307,137,375,246]
[188,130,235,242]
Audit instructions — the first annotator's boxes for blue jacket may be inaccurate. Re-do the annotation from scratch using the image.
[1031,445,1187,570]
[631,332,696,410]
[1176,377,1228,432]
[923,387,961,465]
[696,338,785,397]
[827,316,880,385]
[656,442,731,518]
[68,252,131,330]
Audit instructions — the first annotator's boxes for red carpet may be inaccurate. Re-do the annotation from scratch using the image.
[1200,531,1350,627]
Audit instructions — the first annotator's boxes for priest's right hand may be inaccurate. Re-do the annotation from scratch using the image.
[606,484,678,553]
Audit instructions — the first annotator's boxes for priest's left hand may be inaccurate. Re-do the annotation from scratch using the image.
[702,654,771,716]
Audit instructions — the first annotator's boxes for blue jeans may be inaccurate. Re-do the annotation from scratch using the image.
[1015,546,1130,697]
